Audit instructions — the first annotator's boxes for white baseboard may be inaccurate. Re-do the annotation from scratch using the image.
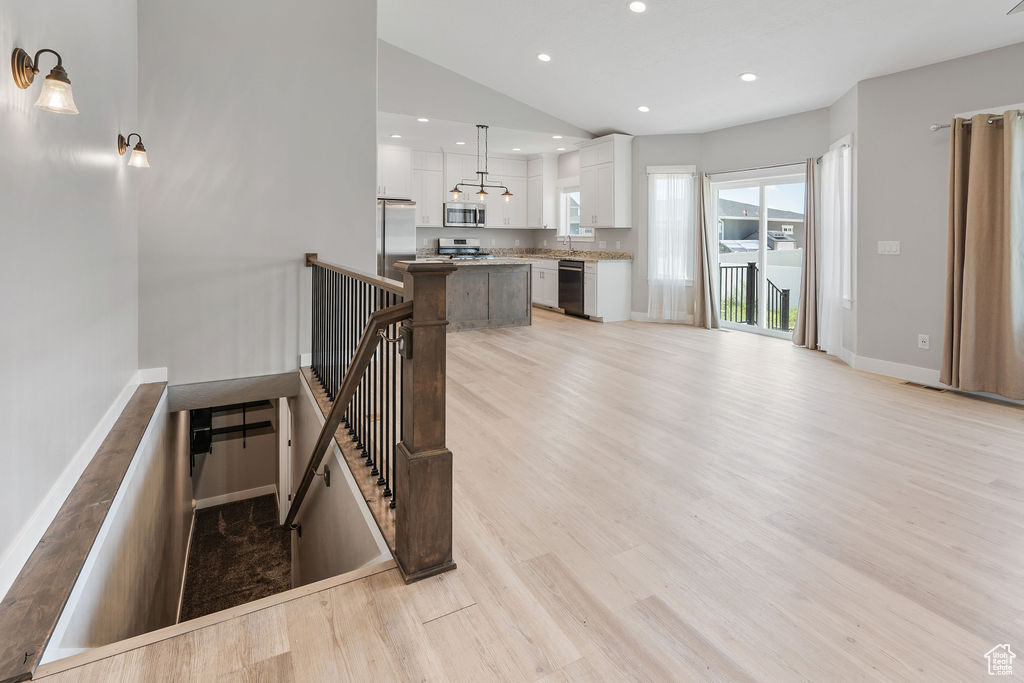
[846,353,942,387]
[299,353,312,367]
[631,311,695,325]
[195,484,278,510]
[0,368,159,602]
[137,367,168,383]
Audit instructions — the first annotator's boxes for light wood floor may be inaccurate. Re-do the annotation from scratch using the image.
[40,310,1024,681]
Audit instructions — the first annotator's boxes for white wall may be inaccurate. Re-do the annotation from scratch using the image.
[137,0,379,385]
[0,0,140,580]
[855,41,1024,371]
[44,393,191,658]
[191,404,277,504]
[379,41,589,138]
[289,381,390,586]
[829,84,859,355]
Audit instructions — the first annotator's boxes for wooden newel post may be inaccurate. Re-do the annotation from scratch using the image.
[393,260,458,583]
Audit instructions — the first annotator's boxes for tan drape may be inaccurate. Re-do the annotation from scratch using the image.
[693,174,720,329]
[793,158,818,348]
[941,111,1024,399]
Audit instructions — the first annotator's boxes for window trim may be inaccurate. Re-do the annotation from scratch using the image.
[556,178,594,242]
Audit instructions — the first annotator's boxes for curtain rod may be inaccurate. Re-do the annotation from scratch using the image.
[707,144,849,176]
[930,112,1023,132]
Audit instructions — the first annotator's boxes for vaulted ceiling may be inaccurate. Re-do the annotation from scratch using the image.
[379,0,1024,135]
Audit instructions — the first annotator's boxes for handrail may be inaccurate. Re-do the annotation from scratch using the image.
[284,299,413,527]
[305,252,405,297]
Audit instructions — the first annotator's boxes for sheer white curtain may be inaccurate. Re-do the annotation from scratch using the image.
[647,172,696,321]
[818,145,851,355]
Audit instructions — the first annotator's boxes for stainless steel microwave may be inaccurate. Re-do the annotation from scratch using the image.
[444,202,486,227]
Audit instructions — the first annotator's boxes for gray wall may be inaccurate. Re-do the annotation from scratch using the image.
[0,0,140,572]
[137,0,379,385]
[379,41,590,137]
[856,41,1024,369]
[290,384,389,586]
[47,395,191,653]
[191,404,277,503]
[626,113,829,316]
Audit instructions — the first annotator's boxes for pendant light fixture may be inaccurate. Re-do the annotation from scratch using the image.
[449,124,512,203]
[11,48,79,114]
[117,133,150,168]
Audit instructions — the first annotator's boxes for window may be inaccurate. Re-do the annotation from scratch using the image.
[558,188,593,240]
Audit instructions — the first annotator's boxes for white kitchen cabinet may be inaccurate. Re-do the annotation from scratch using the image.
[445,152,482,193]
[527,175,543,228]
[412,168,444,227]
[412,149,443,172]
[530,260,559,307]
[584,270,598,317]
[527,154,558,229]
[377,145,413,199]
[577,134,633,228]
[583,260,631,322]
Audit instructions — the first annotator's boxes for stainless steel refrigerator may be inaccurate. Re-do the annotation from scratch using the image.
[376,199,417,281]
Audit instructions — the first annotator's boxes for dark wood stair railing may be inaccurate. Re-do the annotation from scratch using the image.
[291,254,458,583]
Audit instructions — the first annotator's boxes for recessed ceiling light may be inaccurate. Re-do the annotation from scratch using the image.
[628,1,647,12]
[416,117,429,122]
[556,147,566,151]
[637,105,650,113]
[537,53,552,62]
[390,134,402,138]
[552,135,563,139]
[455,141,466,145]
[512,147,521,151]
[739,72,758,82]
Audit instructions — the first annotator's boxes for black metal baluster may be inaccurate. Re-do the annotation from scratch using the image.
[366,287,376,469]
[312,266,320,382]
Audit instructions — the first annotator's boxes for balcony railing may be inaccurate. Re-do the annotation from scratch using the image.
[720,262,792,333]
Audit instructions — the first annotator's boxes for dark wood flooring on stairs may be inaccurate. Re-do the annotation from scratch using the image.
[179,495,291,622]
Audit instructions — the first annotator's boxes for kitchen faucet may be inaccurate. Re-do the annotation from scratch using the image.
[566,234,573,254]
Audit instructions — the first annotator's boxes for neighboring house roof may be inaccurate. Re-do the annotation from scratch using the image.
[718,198,805,220]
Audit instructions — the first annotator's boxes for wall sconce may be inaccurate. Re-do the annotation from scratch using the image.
[11,48,79,114]
[117,133,150,168]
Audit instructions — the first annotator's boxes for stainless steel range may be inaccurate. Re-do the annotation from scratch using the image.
[437,238,495,260]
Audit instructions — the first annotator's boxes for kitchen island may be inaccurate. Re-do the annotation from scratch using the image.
[416,258,532,332]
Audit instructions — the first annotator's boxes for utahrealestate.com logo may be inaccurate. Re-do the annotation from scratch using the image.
[985,644,1016,676]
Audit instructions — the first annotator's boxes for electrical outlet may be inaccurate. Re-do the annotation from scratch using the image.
[491,239,496,246]
[599,240,607,249]
[878,241,901,255]
[543,239,548,246]
[423,238,429,246]
[514,239,520,247]
[616,240,621,249]
[918,334,930,350]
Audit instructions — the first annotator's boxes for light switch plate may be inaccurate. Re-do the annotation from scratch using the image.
[616,241,621,249]
[514,239,520,246]
[599,240,607,249]
[878,241,901,255]
[918,334,930,350]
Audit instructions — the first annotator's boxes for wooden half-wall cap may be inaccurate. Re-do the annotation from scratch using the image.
[305,252,318,267]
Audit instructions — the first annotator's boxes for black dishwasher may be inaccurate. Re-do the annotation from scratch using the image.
[558,259,585,317]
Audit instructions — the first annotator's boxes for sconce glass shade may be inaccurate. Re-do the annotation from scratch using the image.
[128,146,150,168]
[34,75,78,115]
[477,189,487,201]
[502,190,513,203]
[451,188,461,200]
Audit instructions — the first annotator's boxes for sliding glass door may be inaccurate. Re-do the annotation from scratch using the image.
[713,173,805,338]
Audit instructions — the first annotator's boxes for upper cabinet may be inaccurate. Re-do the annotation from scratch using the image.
[527,155,558,230]
[577,134,633,229]
[378,145,413,199]
[412,150,444,227]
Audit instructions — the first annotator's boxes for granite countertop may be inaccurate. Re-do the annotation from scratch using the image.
[414,258,531,266]
[415,249,633,265]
